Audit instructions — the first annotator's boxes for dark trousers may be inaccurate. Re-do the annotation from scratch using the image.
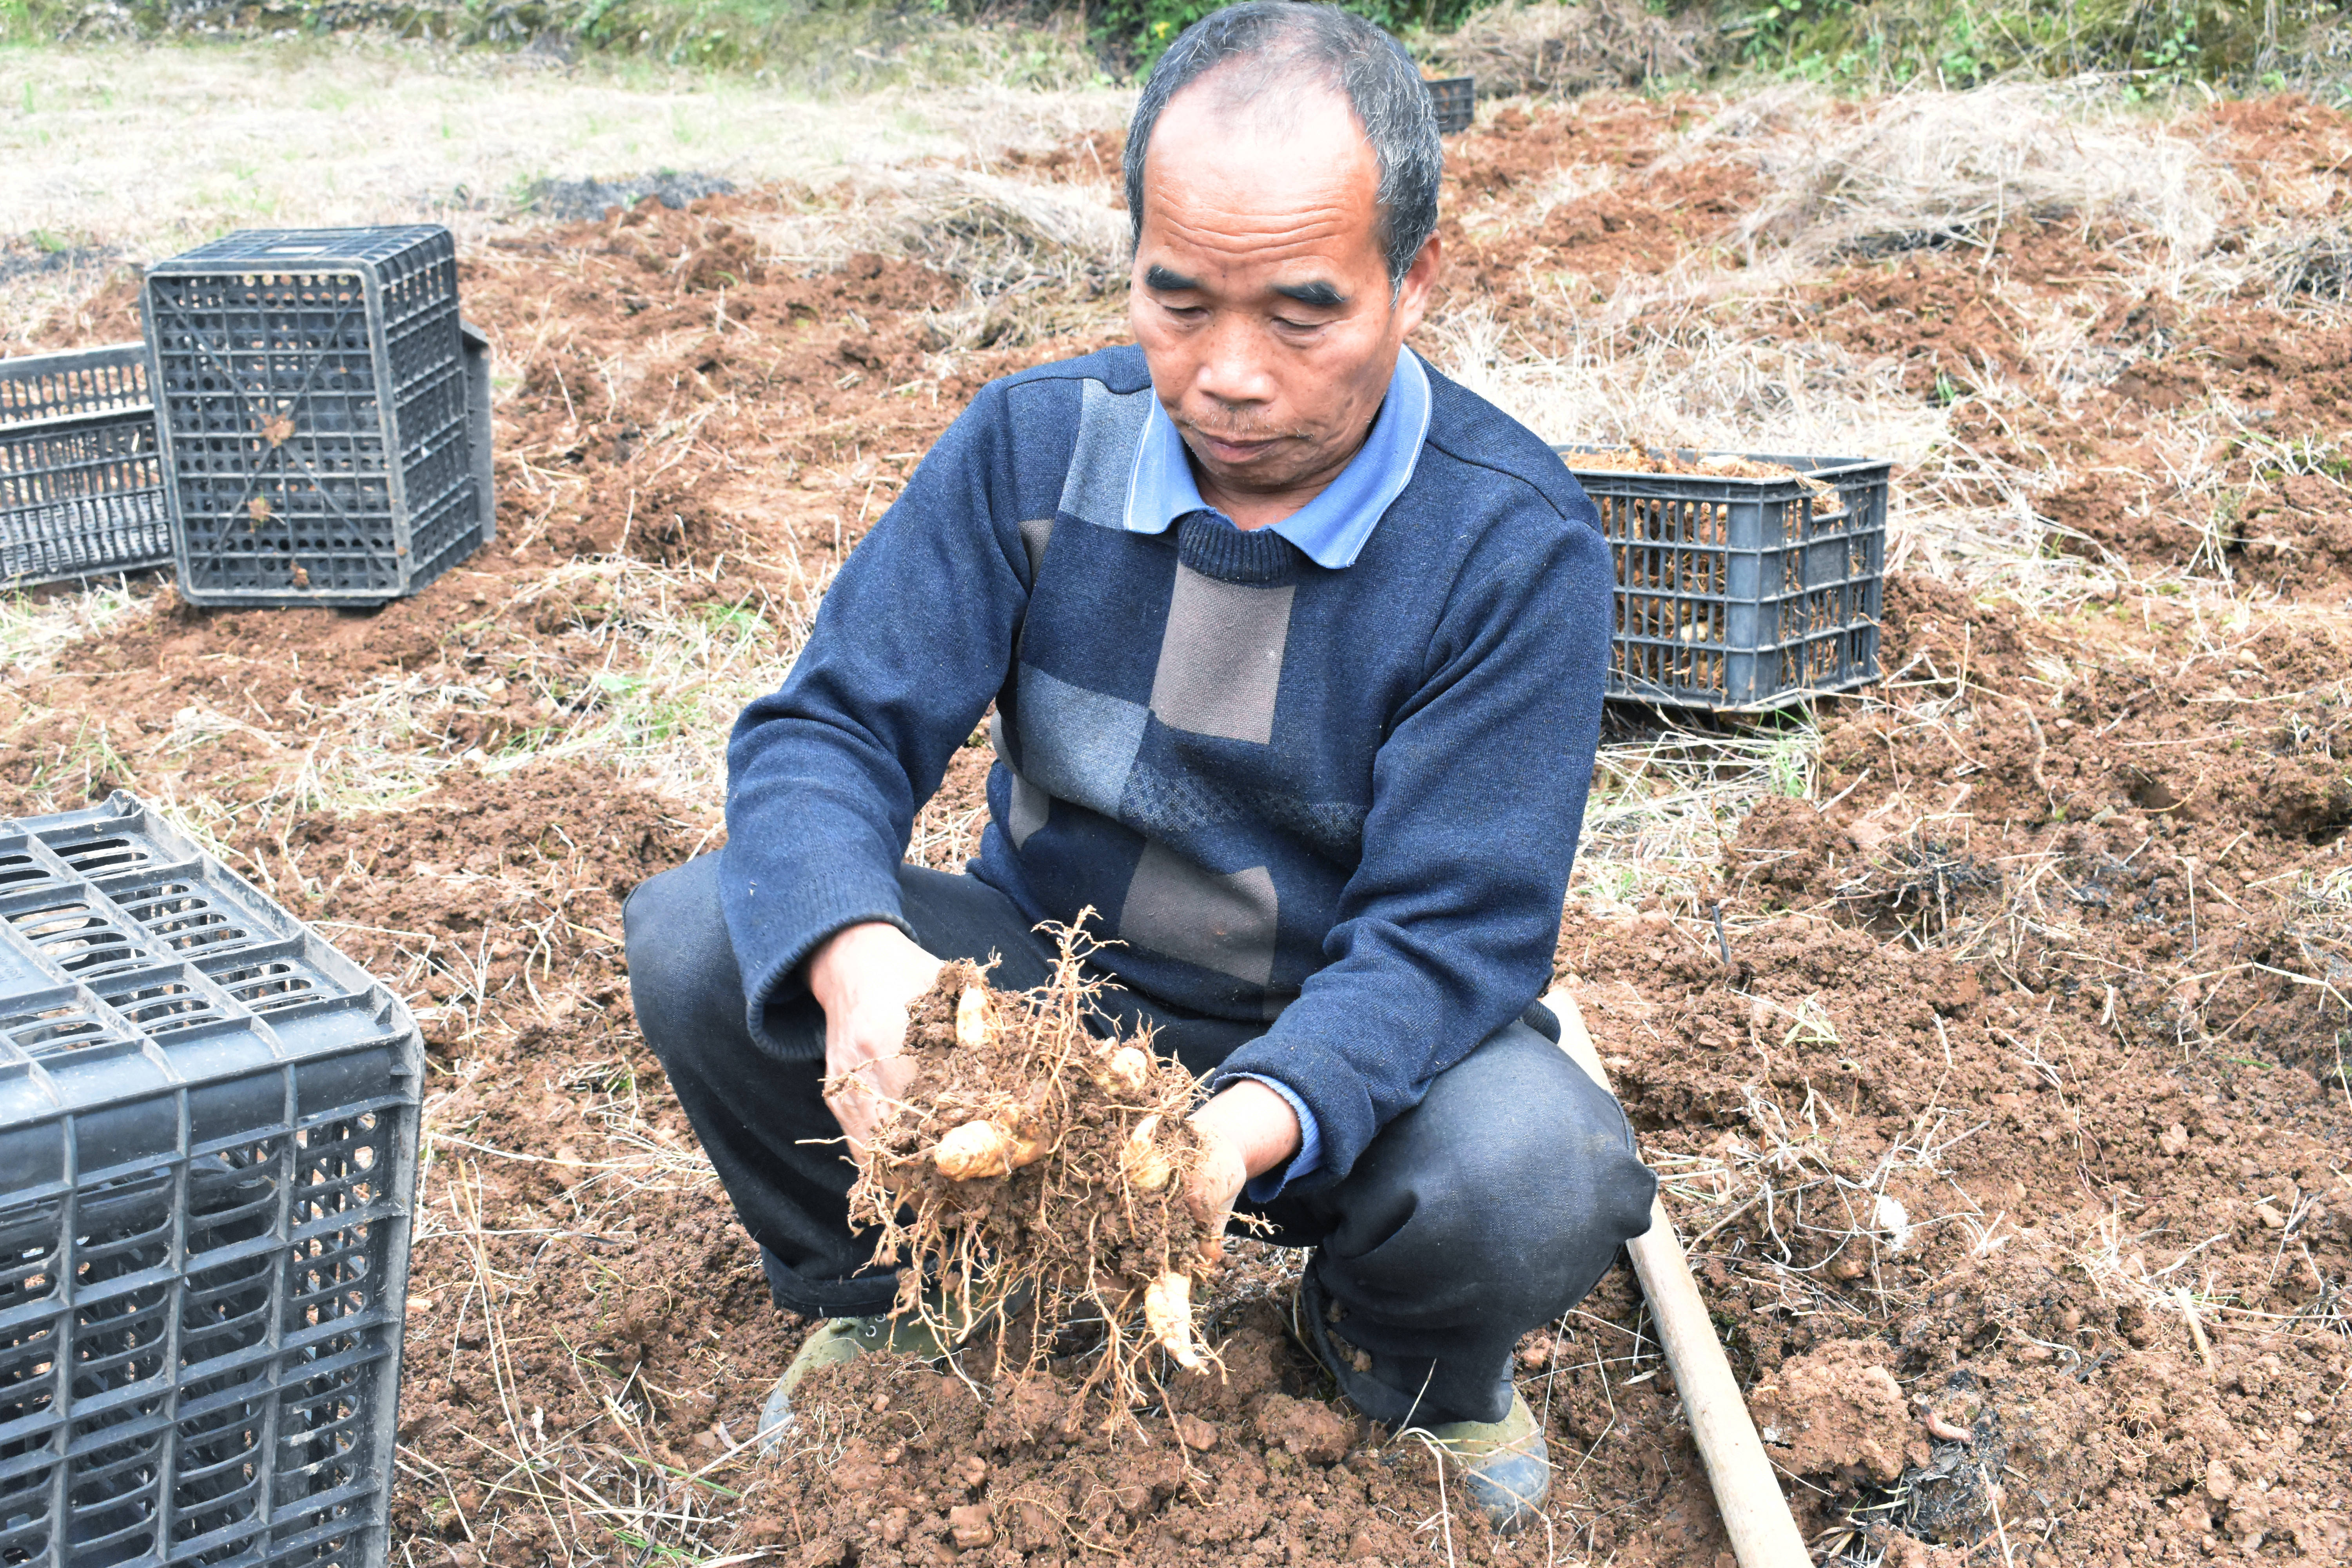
[622,855,1656,1426]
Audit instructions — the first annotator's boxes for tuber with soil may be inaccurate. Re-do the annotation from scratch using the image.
[833,930,1219,1400]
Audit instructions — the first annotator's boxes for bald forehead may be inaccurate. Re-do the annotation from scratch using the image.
[1144,73,1379,211]
[1156,63,1368,154]
[1176,55,1367,138]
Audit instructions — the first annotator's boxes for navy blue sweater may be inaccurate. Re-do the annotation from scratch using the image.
[721,344,1611,1193]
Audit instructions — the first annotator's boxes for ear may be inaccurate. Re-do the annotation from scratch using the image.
[1392,230,1442,339]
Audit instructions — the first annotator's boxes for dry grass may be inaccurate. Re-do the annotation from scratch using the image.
[2281,865,2352,1099]
[1572,719,1818,922]
[1695,1067,1986,1298]
[484,556,824,801]
[1420,0,1716,99]
[699,163,1131,344]
[0,577,153,673]
[2252,216,2352,306]
[0,552,814,904]
[404,1044,758,1568]
[1693,82,2225,282]
[858,166,1131,346]
[1431,297,1950,464]
[1428,73,2290,628]
[2285,864,2352,994]
[0,34,1131,349]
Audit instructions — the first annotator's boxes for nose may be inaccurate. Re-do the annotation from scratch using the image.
[1190,311,1277,415]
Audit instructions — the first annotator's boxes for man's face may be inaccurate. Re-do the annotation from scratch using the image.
[1129,78,1440,515]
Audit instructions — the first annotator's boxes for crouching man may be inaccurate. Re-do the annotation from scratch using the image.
[623,1,1655,1532]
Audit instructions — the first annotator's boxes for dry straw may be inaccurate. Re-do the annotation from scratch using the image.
[1708,82,2224,279]
[1419,0,1717,98]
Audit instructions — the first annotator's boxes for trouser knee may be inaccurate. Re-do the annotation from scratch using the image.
[1375,1026,1652,1309]
[1288,1021,1655,1421]
[622,855,753,1082]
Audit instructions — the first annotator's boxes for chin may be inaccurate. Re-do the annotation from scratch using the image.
[1207,452,1307,491]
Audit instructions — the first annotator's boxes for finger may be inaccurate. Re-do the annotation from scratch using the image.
[826,1080,878,1151]
[868,1055,918,1103]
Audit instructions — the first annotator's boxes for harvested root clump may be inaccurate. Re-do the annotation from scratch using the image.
[836,927,1214,1401]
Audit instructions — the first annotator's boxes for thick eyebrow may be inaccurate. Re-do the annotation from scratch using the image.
[1142,265,1347,310]
[1272,279,1347,309]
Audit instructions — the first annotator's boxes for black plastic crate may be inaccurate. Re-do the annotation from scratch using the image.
[0,345,174,589]
[1557,445,1889,711]
[141,227,495,609]
[1428,75,1475,134]
[0,792,420,1568]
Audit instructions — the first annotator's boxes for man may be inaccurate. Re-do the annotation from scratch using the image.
[624,0,1656,1532]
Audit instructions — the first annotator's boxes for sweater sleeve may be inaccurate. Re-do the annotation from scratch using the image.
[1208,495,1612,1188]
[718,380,1031,1055]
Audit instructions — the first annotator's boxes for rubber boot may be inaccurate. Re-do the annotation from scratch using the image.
[1422,1393,1550,1534]
[1290,1270,1552,1532]
[757,1284,1024,1454]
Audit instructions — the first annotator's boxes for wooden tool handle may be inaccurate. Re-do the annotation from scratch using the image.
[1543,988,1812,1568]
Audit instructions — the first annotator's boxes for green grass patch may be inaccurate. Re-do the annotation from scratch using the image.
[2,0,1106,90]
[5,0,2343,98]
[1738,0,2348,93]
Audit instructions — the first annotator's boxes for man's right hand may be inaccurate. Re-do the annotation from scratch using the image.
[806,921,943,1154]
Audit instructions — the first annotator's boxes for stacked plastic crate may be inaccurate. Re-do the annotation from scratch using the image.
[0,793,421,1567]
[1427,75,1475,134]
[140,227,494,608]
[0,346,174,590]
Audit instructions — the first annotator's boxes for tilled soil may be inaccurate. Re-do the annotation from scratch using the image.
[5,89,2350,1568]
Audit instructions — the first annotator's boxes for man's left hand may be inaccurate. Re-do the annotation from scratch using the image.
[1185,1079,1303,1266]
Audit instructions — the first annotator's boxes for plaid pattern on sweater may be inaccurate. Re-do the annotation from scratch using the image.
[720,344,1612,1190]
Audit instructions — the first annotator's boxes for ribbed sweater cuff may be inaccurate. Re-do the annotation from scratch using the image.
[1212,1036,1372,1193]
[737,867,912,1060]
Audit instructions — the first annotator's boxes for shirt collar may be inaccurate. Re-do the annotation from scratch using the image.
[1120,349,1432,570]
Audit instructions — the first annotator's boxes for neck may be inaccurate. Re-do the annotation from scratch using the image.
[1189,442,1358,532]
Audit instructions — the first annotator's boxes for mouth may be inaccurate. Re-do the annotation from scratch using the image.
[1184,427,1285,464]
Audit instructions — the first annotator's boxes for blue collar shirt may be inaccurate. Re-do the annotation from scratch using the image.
[1120,347,1435,570]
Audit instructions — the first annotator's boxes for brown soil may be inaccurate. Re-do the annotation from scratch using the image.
[729,1301,1470,1567]
[5,90,2350,1568]
[1436,97,1765,313]
[1775,98,2352,586]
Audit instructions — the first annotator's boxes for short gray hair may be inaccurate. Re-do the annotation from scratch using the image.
[1123,2,1444,290]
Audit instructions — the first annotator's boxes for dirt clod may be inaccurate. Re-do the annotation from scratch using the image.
[946,1502,995,1548]
[1254,1394,1353,1466]
[1749,1341,1926,1485]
